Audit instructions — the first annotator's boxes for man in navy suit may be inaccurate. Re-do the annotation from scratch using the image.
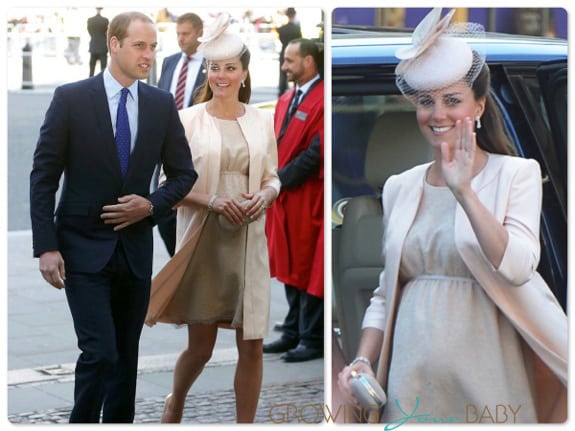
[276,8,301,96]
[155,12,205,256]
[87,7,109,77]
[30,11,197,423]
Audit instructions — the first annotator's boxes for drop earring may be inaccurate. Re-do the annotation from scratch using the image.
[241,80,246,88]
[476,115,482,130]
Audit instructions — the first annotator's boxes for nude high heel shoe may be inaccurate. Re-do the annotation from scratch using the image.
[161,393,184,423]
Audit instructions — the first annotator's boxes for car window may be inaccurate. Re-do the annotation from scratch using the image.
[332,94,416,225]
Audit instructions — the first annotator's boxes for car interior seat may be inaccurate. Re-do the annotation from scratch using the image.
[333,110,432,362]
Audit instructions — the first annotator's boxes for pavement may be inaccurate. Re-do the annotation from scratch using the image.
[6,231,324,425]
[4,44,325,426]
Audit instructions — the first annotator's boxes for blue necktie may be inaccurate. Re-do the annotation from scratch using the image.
[288,89,302,121]
[115,88,131,176]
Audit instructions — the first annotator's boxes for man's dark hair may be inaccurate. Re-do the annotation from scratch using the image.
[289,38,324,75]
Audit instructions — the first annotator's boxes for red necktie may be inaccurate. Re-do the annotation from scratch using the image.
[174,56,190,110]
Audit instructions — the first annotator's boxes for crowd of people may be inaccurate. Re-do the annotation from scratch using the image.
[30,8,323,424]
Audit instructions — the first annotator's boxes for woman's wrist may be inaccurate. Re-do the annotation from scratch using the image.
[350,356,371,368]
[262,186,277,205]
[207,194,217,212]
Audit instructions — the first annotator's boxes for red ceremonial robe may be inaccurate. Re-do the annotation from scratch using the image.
[266,81,324,298]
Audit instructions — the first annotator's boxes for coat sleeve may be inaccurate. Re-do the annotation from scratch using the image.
[30,87,68,257]
[278,133,321,189]
[148,98,197,221]
[495,158,542,285]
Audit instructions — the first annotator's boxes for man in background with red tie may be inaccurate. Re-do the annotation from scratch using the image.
[155,12,206,256]
[29,11,196,422]
[265,38,324,362]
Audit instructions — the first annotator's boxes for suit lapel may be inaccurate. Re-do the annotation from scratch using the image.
[277,88,295,142]
[127,82,152,182]
[167,55,179,81]
[189,60,207,107]
[89,76,124,181]
[158,54,178,91]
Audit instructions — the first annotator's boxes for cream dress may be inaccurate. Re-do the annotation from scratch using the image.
[381,181,537,424]
[160,118,250,328]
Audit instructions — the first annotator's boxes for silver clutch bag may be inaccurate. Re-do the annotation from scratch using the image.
[349,371,387,409]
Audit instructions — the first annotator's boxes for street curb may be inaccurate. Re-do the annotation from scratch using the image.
[8,347,267,387]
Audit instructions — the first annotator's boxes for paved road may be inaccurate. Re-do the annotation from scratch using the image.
[6,228,324,424]
[9,380,325,424]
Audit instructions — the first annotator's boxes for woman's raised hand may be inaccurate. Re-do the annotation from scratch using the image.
[440,117,476,195]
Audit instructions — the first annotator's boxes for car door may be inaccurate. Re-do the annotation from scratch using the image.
[537,60,567,208]
[536,60,568,311]
[498,59,567,311]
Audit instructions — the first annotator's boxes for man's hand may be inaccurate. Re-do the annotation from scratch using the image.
[101,194,152,231]
[39,250,66,289]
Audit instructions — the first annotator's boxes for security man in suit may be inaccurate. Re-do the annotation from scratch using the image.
[265,39,324,362]
[87,7,109,77]
[276,8,302,96]
[30,11,197,423]
[155,12,206,256]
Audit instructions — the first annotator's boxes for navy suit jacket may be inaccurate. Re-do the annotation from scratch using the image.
[30,74,197,279]
[157,52,206,107]
[87,13,109,54]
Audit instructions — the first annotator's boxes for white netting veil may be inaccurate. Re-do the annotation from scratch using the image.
[395,8,486,100]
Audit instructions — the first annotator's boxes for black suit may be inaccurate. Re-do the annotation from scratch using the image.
[278,133,321,189]
[157,52,206,107]
[275,132,323,351]
[155,52,206,255]
[87,13,109,77]
[30,74,196,422]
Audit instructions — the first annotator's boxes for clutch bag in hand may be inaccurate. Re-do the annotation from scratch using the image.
[349,370,387,409]
[218,200,251,232]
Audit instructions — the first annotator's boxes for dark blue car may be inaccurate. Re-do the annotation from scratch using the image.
[331,26,567,360]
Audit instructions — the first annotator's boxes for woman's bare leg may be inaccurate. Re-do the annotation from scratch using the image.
[161,323,218,423]
[234,329,263,423]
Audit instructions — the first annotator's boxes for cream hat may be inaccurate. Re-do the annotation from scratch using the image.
[395,8,485,97]
[198,13,246,61]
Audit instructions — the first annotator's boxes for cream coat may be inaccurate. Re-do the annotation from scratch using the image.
[363,154,567,422]
[145,103,281,340]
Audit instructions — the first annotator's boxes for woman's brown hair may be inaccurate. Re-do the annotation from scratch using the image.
[472,60,515,155]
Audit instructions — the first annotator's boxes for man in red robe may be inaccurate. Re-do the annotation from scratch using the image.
[265,38,324,362]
